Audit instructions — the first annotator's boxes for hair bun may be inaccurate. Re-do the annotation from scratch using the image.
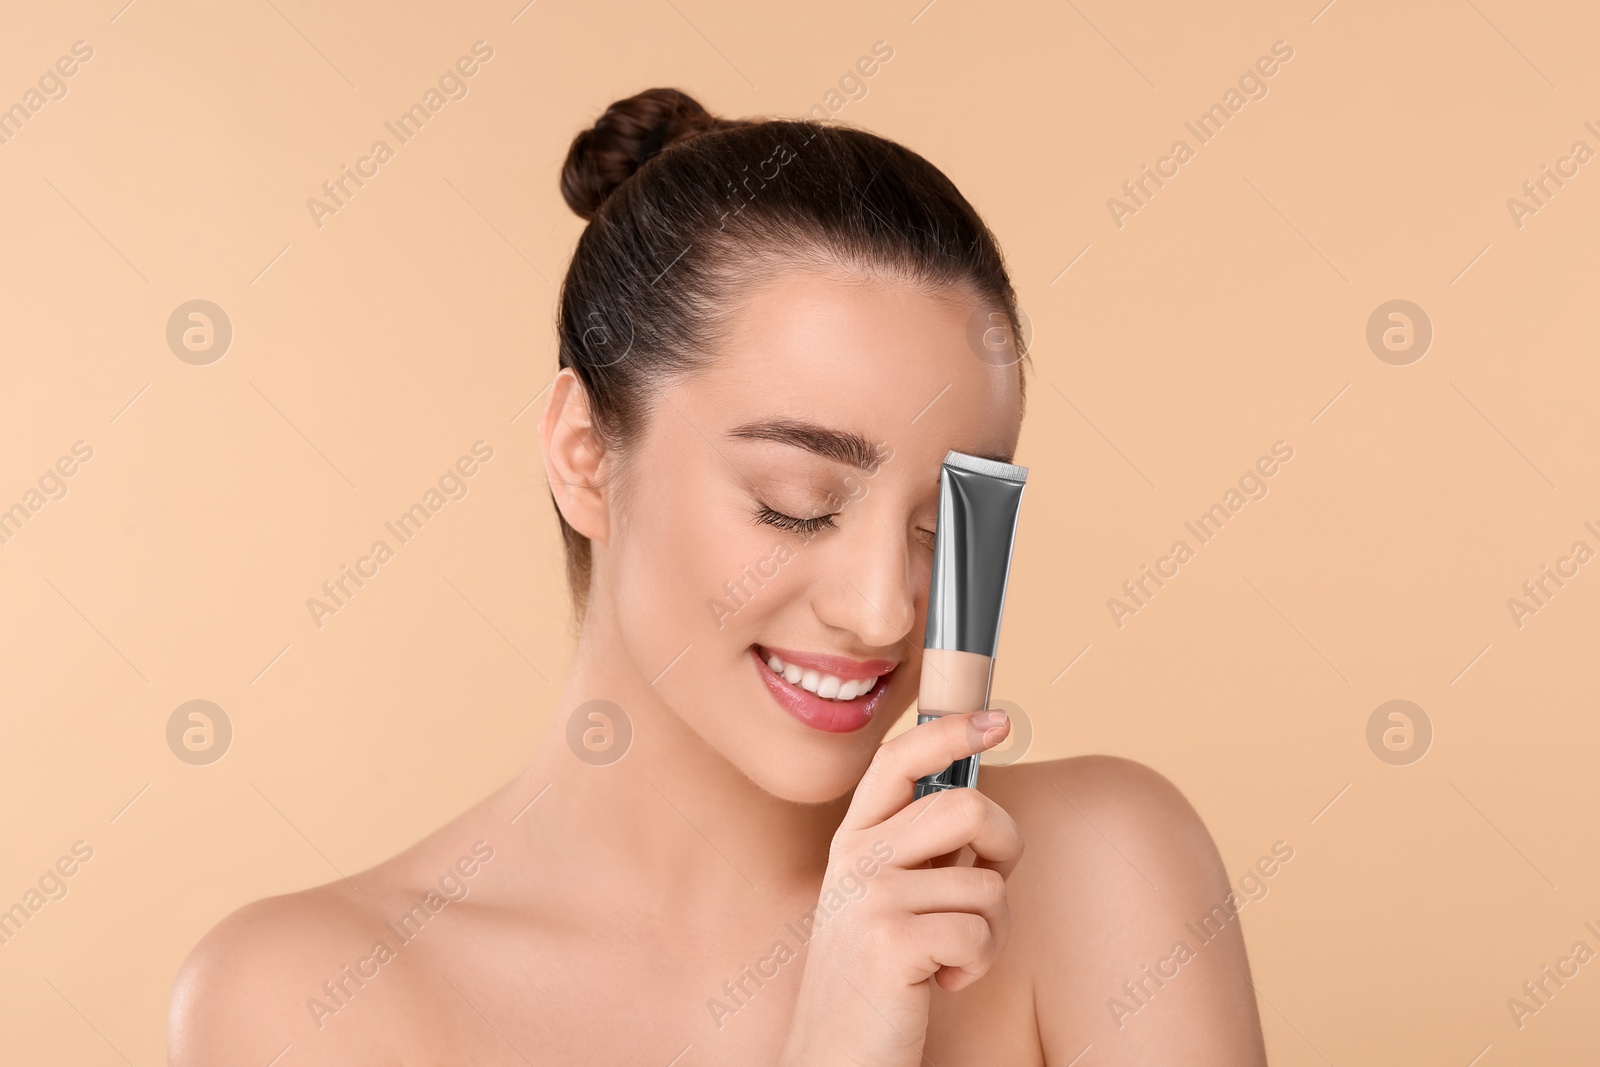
[561,88,724,220]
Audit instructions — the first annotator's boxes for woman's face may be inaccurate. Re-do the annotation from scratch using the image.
[594,266,1023,804]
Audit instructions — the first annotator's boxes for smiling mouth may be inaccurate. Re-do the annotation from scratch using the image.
[760,649,881,702]
[750,645,898,733]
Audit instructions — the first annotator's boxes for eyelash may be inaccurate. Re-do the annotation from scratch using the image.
[754,505,837,535]
[754,504,938,551]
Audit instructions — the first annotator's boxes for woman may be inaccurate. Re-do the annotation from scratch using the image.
[170,88,1267,1066]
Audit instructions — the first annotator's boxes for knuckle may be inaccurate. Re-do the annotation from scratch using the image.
[948,713,982,747]
[870,911,911,956]
[955,912,992,960]
[950,787,988,828]
[908,790,943,824]
[854,913,881,946]
[973,866,1006,906]
[868,740,906,778]
[857,867,898,912]
[1000,819,1025,860]
[827,831,864,868]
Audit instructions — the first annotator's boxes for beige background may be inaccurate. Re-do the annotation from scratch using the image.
[2,0,1597,1062]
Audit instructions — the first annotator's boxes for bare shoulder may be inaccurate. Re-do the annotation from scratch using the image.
[169,779,523,1067]
[980,756,1267,1066]
[981,754,1226,889]
[168,883,432,1066]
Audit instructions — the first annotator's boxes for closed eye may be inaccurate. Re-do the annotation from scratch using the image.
[754,505,837,536]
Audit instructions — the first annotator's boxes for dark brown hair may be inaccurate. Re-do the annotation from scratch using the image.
[555,87,1026,616]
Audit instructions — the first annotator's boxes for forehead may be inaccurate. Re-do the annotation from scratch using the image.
[678,265,1022,464]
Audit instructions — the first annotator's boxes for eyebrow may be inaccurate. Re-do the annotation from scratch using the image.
[726,419,886,471]
[727,418,1016,471]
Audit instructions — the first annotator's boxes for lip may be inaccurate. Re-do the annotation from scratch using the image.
[750,646,898,733]
[755,644,898,682]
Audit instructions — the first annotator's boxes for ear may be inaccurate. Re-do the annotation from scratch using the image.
[540,367,610,545]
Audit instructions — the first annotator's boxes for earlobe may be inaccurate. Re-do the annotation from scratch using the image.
[539,367,610,545]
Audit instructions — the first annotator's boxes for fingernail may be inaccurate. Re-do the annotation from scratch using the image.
[972,710,1008,730]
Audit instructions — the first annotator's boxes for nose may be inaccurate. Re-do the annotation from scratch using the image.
[812,509,919,650]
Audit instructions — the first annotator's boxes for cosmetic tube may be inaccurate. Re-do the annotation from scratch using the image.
[913,450,1028,801]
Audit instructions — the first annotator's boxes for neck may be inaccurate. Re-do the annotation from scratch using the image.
[515,600,849,911]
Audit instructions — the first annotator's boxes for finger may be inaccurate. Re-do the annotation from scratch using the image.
[840,710,1011,832]
[878,787,1024,878]
[883,866,1010,956]
[904,911,996,989]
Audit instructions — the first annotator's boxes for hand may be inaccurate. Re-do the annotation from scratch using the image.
[779,709,1025,1067]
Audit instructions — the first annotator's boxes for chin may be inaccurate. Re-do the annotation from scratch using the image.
[735,738,891,805]
[705,641,911,803]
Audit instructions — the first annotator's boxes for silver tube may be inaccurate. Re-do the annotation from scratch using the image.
[913,450,1028,801]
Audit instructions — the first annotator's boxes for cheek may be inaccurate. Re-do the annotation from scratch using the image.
[610,462,792,648]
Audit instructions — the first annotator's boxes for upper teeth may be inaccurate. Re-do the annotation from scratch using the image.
[763,652,878,701]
